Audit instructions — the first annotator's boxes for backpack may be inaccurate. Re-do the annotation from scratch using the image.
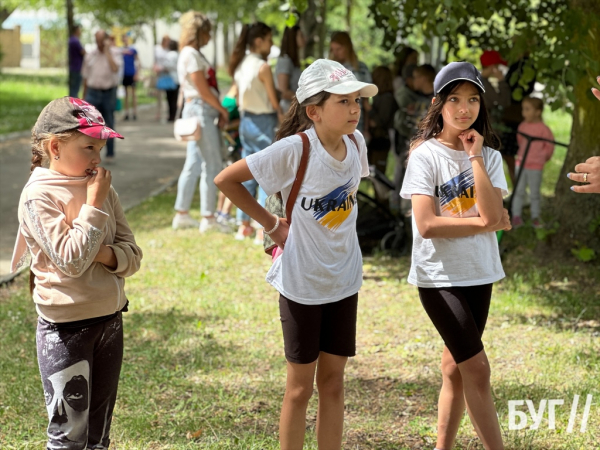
[263,131,359,255]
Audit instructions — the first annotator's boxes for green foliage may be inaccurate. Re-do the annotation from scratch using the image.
[535,220,559,241]
[570,245,596,262]
[327,0,395,68]
[589,215,600,234]
[369,0,600,111]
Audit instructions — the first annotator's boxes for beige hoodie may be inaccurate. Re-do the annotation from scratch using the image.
[11,167,143,323]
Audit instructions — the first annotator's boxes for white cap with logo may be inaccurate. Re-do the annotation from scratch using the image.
[295,59,378,104]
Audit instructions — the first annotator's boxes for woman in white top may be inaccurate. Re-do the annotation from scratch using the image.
[275,25,306,114]
[228,22,284,242]
[172,11,230,232]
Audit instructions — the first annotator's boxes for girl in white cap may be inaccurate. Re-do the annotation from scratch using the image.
[11,97,143,450]
[400,62,510,450]
[216,59,377,450]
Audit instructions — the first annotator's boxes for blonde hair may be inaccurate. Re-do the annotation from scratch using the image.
[30,130,77,175]
[179,11,211,51]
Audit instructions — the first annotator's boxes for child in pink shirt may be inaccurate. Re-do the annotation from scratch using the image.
[512,96,554,228]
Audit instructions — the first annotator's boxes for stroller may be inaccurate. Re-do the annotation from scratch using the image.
[356,165,409,256]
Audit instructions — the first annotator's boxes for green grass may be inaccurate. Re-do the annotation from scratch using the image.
[0,73,155,135]
[0,186,598,449]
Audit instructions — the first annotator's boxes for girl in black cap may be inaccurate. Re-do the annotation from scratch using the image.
[400,62,511,450]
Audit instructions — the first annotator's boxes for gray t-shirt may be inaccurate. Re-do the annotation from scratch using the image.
[247,127,370,304]
[275,55,301,113]
[400,139,508,287]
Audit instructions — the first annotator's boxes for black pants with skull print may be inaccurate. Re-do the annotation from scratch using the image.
[36,312,123,450]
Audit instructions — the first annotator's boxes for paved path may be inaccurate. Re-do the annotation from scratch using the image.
[0,105,188,277]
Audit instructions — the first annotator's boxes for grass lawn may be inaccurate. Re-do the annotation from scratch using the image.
[0,186,598,449]
[0,72,156,135]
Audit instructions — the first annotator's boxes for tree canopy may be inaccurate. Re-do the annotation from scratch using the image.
[369,0,600,109]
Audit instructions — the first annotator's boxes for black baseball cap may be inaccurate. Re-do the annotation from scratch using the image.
[433,62,486,96]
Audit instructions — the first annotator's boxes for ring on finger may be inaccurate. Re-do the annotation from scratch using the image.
[583,173,588,183]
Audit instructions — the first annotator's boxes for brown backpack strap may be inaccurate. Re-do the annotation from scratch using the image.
[347,133,359,151]
[285,132,310,225]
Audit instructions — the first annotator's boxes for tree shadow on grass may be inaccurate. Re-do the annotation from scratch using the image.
[123,308,252,375]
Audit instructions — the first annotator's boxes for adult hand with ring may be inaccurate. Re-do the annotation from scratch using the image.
[567,76,600,194]
[568,156,600,193]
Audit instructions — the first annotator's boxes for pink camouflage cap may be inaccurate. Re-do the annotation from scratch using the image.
[33,97,124,140]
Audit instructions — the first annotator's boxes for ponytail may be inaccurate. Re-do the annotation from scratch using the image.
[30,147,45,175]
[29,270,35,295]
[275,91,331,141]
[228,22,273,77]
[228,24,250,77]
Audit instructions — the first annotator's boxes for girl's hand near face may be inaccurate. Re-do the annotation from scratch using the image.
[458,129,484,157]
[86,167,112,209]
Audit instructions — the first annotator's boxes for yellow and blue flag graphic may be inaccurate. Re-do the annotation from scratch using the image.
[435,169,478,217]
[300,179,357,231]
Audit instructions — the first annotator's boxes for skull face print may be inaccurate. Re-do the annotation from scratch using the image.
[43,360,90,448]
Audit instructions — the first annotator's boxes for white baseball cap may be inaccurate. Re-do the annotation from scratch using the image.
[296,59,378,104]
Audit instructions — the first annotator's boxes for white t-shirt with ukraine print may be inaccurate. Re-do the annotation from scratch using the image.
[246,127,369,305]
[400,138,508,288]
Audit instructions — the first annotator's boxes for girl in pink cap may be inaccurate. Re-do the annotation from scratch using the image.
[11,97,143,450]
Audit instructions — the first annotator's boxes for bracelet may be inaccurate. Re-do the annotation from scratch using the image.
[468,154,483,161]
[263,215,280,235]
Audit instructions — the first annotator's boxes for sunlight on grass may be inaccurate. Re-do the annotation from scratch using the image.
[0,186,597,449]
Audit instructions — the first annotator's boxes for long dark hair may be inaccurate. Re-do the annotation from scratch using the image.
[394,46,417,77]
[228,22,272,76]
[280,25,301,67]
[275,92,331,141]
[409,80,501,155]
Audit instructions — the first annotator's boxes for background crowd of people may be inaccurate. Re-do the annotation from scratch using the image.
[67,12,595,244]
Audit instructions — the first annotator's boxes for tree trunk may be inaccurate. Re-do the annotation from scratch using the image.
[300,0,319,59]
[65,0,74,81]
[222,22,230,65]
[213,19,218,68]
[552,18,600,255]
[319,0,327,58]
[66,0,74,35]
[346,0,352,30]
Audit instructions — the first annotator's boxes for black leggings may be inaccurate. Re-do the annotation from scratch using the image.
[165,87,179,121]
[418,284,493,364]
[36,313,124,450]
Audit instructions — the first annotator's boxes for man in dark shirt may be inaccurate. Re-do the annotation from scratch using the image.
[68,24,86,98]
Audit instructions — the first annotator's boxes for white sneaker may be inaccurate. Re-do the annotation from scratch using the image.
[199,216,231,233]
[216,213,236,230]
[172,213,199,230]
